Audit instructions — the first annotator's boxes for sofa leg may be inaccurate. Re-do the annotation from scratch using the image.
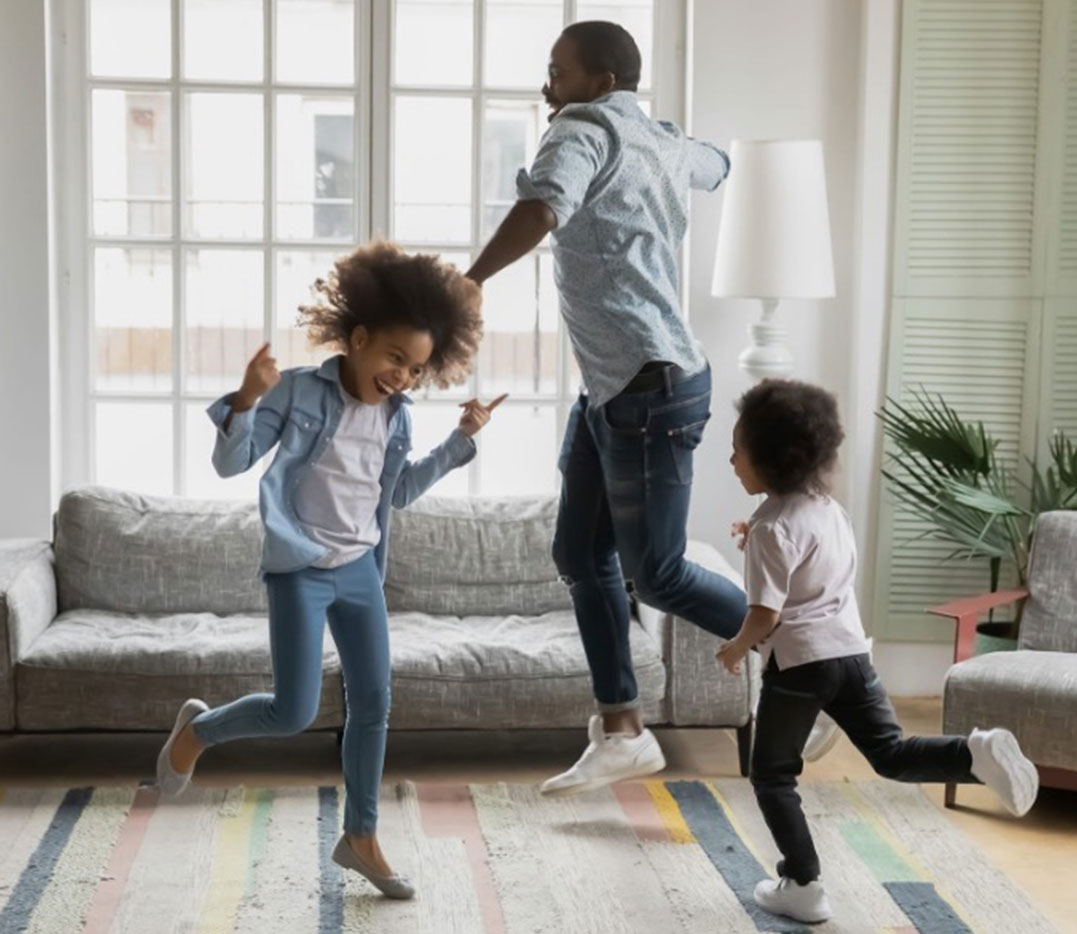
[736,720,753,778]
[944,782,957,808]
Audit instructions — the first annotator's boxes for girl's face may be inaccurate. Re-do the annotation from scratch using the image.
[730,421,768,496]
[541,35,615,123]
[344,324,434,405]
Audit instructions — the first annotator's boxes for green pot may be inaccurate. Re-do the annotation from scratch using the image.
[974,620,1019,655]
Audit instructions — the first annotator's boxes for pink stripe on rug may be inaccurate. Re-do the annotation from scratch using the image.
[80,785,159,934]
[613,783,673,842]
[417,784,506,934]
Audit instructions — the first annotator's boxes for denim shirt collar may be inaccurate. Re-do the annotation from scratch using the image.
[314,354,413,412]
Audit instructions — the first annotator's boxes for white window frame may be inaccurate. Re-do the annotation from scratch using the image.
[53,0,687,497]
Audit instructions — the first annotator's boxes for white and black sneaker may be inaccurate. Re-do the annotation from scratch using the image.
[968,727,1039,817]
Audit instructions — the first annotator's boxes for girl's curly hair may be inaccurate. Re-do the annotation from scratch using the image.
[735,379,844,495]
[296,241,482,389]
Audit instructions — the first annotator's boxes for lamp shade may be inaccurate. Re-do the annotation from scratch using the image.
[711,139,835,299]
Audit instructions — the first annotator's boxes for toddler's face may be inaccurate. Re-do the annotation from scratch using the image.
[346,325,433,405]
[730,421,767,496]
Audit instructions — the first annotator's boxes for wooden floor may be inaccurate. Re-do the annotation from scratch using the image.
[2,697,1075,931]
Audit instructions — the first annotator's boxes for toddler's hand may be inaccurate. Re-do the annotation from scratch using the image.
[236,343,280,409]
[731,520,750,551]
[458,394,507,437]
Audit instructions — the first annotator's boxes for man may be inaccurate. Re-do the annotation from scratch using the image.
[467,21,746,795]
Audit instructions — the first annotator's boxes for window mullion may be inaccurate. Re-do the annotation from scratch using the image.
[172,0,185,495]
[264,0,274,365]
[469,0,486,496]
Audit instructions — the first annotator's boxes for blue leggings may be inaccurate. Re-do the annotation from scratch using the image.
[191,550,390,835]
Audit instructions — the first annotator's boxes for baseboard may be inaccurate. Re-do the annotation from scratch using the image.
[873,642,952,697]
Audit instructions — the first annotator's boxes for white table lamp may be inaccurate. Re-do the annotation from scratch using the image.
[711,139,835,381]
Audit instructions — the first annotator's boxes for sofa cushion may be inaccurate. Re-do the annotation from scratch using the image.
[385,496,571,616]
[16,609,342,731]
[55,486,266,616]
[387,610,666,728]
[943,650,1077,771]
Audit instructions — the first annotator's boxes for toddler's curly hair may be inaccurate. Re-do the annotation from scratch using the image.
[735,379,844,495]
[297,241,482,389]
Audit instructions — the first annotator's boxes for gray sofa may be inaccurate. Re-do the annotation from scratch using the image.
[942,510,1077,800]
[0,486,756,769]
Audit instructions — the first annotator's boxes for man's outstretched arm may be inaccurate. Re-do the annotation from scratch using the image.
[466,199,558,285]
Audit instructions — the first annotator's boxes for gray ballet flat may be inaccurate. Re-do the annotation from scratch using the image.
[155,698,208,797]
[331,835,416,900]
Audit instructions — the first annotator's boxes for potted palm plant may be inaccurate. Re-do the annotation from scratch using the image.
[878,390,1077,652]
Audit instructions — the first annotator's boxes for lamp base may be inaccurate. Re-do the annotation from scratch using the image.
[738,299,794,382]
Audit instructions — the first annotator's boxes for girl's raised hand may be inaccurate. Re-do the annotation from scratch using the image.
[236,342,281,410]
[457,394,508,437]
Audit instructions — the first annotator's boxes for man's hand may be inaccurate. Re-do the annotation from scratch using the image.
[234,343,280,412]
[717,636,750,675]
[458,394,508,437]
[731,520,750,552]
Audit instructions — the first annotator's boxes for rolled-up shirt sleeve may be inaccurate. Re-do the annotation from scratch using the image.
[744,525,796,613]
[515,113,609,229]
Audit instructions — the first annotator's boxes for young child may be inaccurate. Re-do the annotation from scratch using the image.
[717,379,1039,925]
[156,242,500,900]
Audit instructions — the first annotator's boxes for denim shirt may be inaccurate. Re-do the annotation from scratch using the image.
[206,355,476,578]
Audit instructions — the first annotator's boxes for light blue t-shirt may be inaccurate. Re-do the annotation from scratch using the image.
[516,90,730,407]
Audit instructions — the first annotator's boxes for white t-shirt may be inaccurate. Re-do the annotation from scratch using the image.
[293,382,390,569]
[745,493,870,670]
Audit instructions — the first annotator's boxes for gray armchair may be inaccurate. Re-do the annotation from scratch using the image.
[930,511,1077,806]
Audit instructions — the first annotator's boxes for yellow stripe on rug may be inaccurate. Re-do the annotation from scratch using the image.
[643,780,695,843]
[198,787,261,934]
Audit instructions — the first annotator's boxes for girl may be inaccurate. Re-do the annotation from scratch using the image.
[718,378,1038,925]
[156,242,501,900]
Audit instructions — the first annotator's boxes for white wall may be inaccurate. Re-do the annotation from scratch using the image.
[0,0,57,540]
[686,0,865,560]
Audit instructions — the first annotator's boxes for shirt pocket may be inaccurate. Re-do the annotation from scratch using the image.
[280,406,324,454]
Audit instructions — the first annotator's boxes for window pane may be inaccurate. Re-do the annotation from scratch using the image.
[394,0,473,87]
[183,0,263,81]
[483,99,544,237]
[393,97,471,242]
[277,95,355,240]
[95,248,173,392]
[185,249,264,393]
[184,404,262,500]
[575,2,653,89]
[92,90,172,238]
[484,0,560,89]
[477,255,557,397]
[90,0,171,78]
[186,93,264,239]
[478,403,556,495]
[274,250,342,370]
[95,402,174,496]
[276,0,355,85]
[409,405,470,496]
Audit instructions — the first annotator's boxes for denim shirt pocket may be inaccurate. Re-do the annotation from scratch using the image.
[280,405,324,455]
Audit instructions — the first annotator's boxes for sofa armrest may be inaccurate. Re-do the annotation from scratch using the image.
[927,588,1028,663]
[0,540,57,730]
[639,539,755,727]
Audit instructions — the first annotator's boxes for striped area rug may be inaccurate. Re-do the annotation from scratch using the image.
[0,779,1055,934]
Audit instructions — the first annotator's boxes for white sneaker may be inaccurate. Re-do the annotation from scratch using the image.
[968,727,1039,817]
[540,715,666,797]
[802,713,841,762]
[754,877,832,924]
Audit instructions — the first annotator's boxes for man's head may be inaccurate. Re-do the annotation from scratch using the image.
[542,21,641,121]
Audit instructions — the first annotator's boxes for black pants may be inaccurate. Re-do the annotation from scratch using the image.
[750,653,977,884]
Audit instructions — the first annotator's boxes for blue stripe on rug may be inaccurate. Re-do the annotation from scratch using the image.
[666,780,809,934]
[885,882,973,934]
[0,787,93,932]
[318,785,344,933]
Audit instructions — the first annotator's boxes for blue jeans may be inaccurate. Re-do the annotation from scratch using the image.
[192,550,390,835]
[552,365,748,710]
